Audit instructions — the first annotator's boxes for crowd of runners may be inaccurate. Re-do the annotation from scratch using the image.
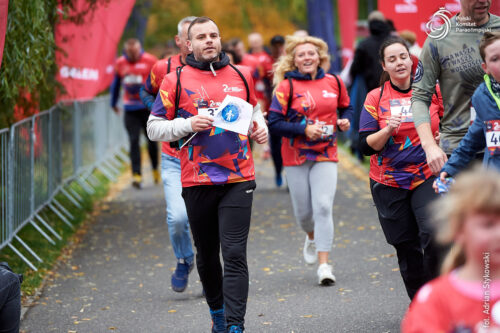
[101,1,500,331]
[2,1,497,333]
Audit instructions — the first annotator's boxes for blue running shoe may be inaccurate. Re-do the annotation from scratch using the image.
[210,307,226,333]
[171,259,192,292]
[228,324,243,333]
[275,174,283,187]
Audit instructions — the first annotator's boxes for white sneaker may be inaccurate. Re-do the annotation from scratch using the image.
[303,236,317,264]
[317,263,336,286]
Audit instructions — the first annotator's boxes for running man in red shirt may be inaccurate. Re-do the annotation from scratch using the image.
[111,38,158,188]
[147,17,267,333]
[139,16,197,294]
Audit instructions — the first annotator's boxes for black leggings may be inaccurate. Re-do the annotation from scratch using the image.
[182,181,256,330]
[370,177,440,299]
[269,134,283,178]
[0,266,21,333]
[124,109,158,175]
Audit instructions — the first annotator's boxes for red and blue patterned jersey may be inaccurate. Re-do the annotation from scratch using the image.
[269,74,350,166]
[359,81,442,190]
[144,54,184,96]
[114,52,157,109]
[144,54,184,158]
[151,64,258,187]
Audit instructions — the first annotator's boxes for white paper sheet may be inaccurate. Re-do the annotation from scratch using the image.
[212,95,253,135]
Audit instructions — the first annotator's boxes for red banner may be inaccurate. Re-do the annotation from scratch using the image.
[491,1,500,16]
[378,0,462,47]
[55,0,135,101]
[0,0,8,69]
[337,0,358,66]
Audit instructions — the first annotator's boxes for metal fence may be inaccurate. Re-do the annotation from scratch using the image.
[0,95,128,270]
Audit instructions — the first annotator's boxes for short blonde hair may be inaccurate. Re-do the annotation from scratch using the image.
[273,35,330,88]
[432,166,500,274]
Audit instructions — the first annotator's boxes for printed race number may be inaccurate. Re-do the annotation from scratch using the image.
[309,119,334,141]
[390,98,413,123]
[198,107,219,117]
[485,119,500,155]
[321,125,334,140]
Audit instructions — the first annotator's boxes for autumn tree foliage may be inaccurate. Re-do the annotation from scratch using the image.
[145,0,306,52]
[0,0,109,129]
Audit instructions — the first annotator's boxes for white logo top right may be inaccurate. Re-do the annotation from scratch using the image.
[426,8,452,40]
[426,7,492,40]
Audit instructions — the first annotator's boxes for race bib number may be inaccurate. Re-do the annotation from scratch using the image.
[485,119,500,155]
[310,120,334,141]
[390,98,413,123]
[321,125,334,141]
[123,74,143,85]
[198,107,219,117]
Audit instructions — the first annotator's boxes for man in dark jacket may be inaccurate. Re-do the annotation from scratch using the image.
[349,11,391,92]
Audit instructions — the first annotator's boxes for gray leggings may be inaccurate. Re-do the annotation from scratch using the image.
[284,161,338,252]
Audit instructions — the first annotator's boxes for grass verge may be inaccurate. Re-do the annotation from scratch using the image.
[0,167,123,298]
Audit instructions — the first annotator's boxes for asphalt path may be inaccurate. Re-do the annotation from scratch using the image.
[20,149,410,332]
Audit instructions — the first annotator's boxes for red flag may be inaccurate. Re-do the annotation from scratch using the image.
[0,0,8,69]
[337,0,358,67]
[55,0,135,101]
[379,0,462,47]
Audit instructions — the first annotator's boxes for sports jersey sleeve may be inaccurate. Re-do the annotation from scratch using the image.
[337,77,352,121]
[441,94,486,176]
[139,85,155,111]
[143,72,155,95]
[268,79,307,138]
[411,37,441,128]
[358,89,382,155]
[269,79,289,116]
[337,77,350,109]
[151,74,176,120]
[147,60,168,95]
[359,89,380,132]
[147,72,192,143]
[110,74,121,108]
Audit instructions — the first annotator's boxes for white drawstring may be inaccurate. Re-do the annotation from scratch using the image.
[209,62,217,76]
